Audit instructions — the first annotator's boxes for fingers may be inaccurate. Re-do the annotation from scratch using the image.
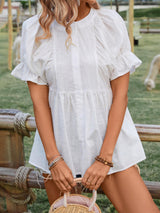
[82,175,104,191]
[88,176,98,190]
[81,164,108,191]
[57,179,68,192]
[53,176,72,192]
[54,173,75,193]
[59,170,77,192]
[50,161,76,193]
[65,172,77,188]
[94,176,104,190]
[82,168,91,186]
[82,169,96,190]
[51,170,66,192]
[59,176,72,192]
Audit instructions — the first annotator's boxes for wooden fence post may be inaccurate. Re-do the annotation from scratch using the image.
[0,109,32,213]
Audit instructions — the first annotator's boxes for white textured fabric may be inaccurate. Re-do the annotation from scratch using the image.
[11,7,146,178]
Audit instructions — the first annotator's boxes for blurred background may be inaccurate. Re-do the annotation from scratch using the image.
[0,0,160,212]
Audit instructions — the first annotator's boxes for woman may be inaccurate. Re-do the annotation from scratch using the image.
[11,0,160,212]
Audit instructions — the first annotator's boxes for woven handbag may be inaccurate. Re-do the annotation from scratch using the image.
[49,177,101,213]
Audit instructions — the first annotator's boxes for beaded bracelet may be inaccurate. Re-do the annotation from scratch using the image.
[95,155,113,167]
[48,155,64,170]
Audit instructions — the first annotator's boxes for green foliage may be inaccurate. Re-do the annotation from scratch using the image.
[120,7,160,18]
[20,0,37,9]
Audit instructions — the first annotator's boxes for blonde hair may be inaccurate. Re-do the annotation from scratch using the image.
[36,0,100,49]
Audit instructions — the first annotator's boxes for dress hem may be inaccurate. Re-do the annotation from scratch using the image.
[107,156,146,175]
[29,155,146,177]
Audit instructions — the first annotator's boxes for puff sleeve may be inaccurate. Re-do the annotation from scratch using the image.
[108,10,142,81]
[11,17,48,85]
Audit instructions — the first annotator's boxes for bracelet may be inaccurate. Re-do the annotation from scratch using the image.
[49,157,64,170]
[95,155,113,167]
[48,155,64,170]
[48,154,61,165]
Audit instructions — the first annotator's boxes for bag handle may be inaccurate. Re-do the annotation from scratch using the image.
[63,177,97,211]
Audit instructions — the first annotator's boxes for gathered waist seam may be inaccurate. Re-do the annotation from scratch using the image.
[49,88,111,94]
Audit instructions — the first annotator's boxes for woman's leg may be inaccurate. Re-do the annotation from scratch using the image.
[43,173,61,205]
[100,165,160,213]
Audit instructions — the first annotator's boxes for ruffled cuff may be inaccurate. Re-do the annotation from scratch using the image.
[109,50,142,81]
[11,62,48,85]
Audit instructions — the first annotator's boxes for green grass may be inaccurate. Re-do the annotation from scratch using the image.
[0,32,160,212]
[120,7,160,29]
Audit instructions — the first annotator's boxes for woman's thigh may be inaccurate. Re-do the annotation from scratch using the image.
[43,173,61,205]
[100,165,160,213]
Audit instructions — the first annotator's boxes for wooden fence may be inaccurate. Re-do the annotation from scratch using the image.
[0,109,160,212]
[138,17,160,33]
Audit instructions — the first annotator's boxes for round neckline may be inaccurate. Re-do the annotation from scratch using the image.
[54,7,95,30]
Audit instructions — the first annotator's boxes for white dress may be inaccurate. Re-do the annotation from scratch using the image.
[11,6,146,178]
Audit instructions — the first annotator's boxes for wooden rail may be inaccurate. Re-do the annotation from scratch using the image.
[135,124,160,142]
[0,167,160,199]
[135,17,160,33]
[0,114,160,142]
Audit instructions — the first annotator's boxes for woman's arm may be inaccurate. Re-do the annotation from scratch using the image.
[99,72,130,161]
[82,72,130,190]
[27,81,60,162]
[27,81,77,192]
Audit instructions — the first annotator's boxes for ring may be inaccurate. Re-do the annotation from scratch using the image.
[65,184,70,188]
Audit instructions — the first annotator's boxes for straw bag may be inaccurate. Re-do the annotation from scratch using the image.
[49,177,101,213]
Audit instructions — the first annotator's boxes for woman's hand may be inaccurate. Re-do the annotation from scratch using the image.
[82,160,110,190]
[50,159,77,193]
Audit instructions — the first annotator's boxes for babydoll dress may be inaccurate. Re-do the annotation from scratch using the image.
[11,6,146,178]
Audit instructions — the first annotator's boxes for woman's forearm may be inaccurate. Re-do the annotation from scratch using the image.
[33,103,60,163]
[27,82,60,163]
[99,96,128,161]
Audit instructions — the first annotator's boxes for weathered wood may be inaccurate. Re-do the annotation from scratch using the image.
[0,109,27,212]
[0,110,25,168]
[0,183,28,213]
[0,114,35,132]
[144,181,160,199]
[0,167,160,199]
[0,111,160,142]
[0,168,45,189]
[128,0,134,52]
[140,29,160,33]
[135,124,160,142]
